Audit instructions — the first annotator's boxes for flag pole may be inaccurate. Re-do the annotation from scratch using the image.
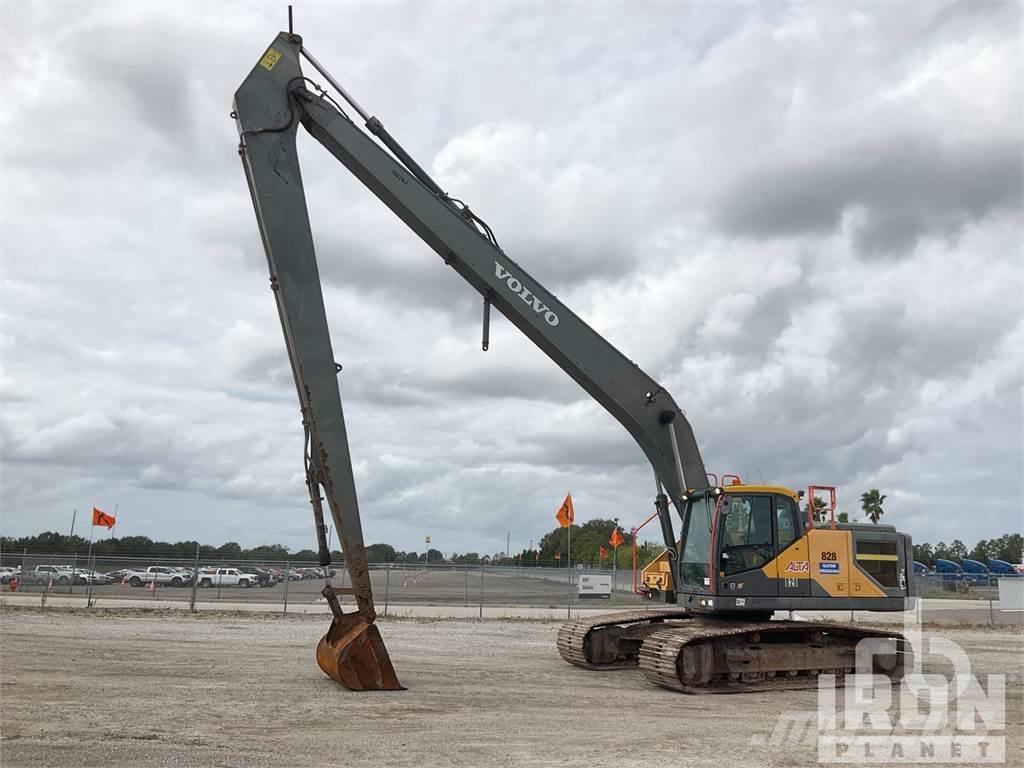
[85,512,96,583]
[566,491,572,619]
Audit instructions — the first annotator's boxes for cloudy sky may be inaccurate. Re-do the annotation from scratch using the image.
[1,1,1021,557]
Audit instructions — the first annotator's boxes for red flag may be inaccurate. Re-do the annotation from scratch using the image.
[555,493,574,528]
[599,546,607,558]
[609,527,624,548]
[92,507,116,528]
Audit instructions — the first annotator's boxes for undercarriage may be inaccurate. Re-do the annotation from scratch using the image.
[557,610,912,693]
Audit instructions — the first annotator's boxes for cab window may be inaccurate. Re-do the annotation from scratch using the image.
[721,495,773,575]
[775,496,800,550]
[680,497,713,590]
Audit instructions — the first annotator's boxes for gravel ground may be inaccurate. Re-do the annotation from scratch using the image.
[1,607,1021,768]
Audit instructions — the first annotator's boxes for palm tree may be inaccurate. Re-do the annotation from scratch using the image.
[810,496,828,522]
[860,489,887,524]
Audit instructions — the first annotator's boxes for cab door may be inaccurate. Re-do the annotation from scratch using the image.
[773,495,810,598]
[717,494,776,598]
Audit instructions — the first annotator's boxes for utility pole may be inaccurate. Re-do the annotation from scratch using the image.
[506,531,510,564]
[69,509,77,540]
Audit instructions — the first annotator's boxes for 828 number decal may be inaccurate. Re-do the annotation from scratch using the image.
[821,551,838,561]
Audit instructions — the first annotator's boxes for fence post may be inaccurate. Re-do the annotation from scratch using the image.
[515,558,520,604]
[478,563,484,619]
[989,598,995,626]
[464,564,469,606]
[85,554,95,607]
[189,543,200,612]
[384,565,390,618]
[283,560,290,614]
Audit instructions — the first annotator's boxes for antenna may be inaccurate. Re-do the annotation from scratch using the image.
[288,5,294,35]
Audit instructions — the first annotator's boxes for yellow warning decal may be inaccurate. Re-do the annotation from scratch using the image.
[260,48,282,71]
[855,553,899,561]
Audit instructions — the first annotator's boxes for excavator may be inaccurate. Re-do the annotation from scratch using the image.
[233,29,914,693]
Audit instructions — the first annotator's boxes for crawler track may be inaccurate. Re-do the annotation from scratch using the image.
[639,620,910,693]
[556,609,692,669]
[558,611,912,693]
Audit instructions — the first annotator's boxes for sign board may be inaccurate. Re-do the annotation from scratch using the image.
[998,577,1024,611]
[578,574,611,599]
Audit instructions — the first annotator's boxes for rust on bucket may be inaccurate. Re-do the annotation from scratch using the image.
[316,585,404,691]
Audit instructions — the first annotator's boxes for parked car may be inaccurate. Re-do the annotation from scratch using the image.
[105,568,137,583]
[34,565,77,586]
[195,567,254,588]
[71,569,115,585]
[2,569,48,586]
[124,566,192,588]
[235,565,274,587]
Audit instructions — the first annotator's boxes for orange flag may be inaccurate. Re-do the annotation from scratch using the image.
[599,546,607,558]
[92,507,116,528]
[555,493,574,528]
[609,527,624,548]
[554,551,561,561]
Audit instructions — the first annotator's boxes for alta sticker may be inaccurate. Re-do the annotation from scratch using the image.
[819,562,840,574]
[785,561,809,573]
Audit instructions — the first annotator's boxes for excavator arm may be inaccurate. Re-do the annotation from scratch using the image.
[233,32,709,690]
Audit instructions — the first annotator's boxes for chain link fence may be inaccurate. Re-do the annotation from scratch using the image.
[2,551,1018,624]
[0,550,649,613]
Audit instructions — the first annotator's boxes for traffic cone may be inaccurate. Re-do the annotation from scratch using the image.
[120,575,126,588]
[402,578,408,589]
[47,578,53,589]
[148,579,156,594]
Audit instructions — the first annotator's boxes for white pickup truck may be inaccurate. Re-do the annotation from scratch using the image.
[125,566,192,588]
[196,567,254,588]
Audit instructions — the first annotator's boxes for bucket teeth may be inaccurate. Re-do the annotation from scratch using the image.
[316,613,404,691]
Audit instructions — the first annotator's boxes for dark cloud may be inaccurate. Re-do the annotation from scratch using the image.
[716,137,1023,256]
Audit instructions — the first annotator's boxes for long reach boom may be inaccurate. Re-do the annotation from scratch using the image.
[234,32,707,689]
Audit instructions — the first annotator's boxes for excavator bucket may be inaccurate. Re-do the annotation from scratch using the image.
[315,605,404,691]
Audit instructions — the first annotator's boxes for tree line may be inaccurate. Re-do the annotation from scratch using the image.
[5,525,1019,570]
[0,523,643,568]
